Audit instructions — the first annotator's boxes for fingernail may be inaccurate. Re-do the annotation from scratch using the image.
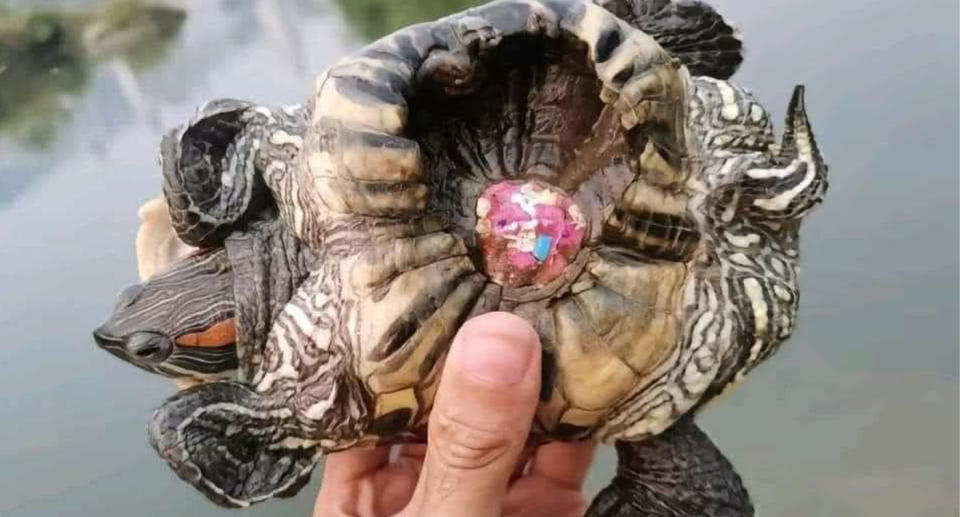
[455,313,538,385]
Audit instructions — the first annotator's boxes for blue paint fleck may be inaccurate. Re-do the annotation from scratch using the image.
[533,235,552,262]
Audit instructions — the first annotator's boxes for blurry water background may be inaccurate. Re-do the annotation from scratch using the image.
[0,0,956,515]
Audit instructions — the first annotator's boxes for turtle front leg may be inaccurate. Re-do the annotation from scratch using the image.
[147,381,320,508]
[586,417,754,517]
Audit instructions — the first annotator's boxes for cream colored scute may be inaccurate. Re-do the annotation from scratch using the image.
[559,407,606,428]
[374,388,418,422]
[135,197,196,281]
[552,298,638,412]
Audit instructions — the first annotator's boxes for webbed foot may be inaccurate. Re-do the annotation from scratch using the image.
[147,381,320,508]
[587,417,754,517]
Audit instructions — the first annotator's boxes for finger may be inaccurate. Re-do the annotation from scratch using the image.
[396,443,427,461]
[401,312,541,517]
[510,443,538,482]
[398,442,538,480]
[322,446,391,484]
[314,447,391,517]
[368,462,420,516]
[394,444,427,478]
[503,477,586,517]
[530,440,596,489]
[401,442,535,483]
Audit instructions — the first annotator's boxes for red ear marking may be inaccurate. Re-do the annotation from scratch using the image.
[175,318,237,348]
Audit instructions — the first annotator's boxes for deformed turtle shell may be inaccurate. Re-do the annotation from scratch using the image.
[286,1,706,440]
[102,0,826,509]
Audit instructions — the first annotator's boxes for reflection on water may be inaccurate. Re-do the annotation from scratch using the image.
[334,0,478,39]
[0,0,185,148]
[0,0,185,210]
[0,1,956,516]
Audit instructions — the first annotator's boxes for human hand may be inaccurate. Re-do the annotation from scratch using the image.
[313,312,594,517]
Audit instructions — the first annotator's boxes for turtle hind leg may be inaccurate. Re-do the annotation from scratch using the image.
[148,381,320,508]
[586,417,754,517]
[597,0,744,80]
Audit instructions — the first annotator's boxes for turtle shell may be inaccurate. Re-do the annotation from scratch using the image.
[287,0,703,441]
[122,0,827,508]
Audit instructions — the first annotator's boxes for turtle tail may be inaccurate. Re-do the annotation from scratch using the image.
[586,416,755,517]
[596,0,744,79]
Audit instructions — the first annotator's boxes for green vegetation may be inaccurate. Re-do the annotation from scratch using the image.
[335,0,482,40]
[0,0,184,148]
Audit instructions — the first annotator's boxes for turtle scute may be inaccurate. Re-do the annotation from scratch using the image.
[286,0,697,439]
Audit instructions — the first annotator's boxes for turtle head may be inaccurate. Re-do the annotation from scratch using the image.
[93,247,239,381]
[94,200,313,383]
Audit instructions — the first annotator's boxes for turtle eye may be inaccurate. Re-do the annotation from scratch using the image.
[114,284,144,310]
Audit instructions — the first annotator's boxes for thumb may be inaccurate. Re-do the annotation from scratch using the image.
[401,312,541,517]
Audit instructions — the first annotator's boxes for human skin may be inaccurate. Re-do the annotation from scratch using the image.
[313,312,596,517]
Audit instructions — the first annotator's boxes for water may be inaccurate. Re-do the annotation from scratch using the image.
[0,1,956,516]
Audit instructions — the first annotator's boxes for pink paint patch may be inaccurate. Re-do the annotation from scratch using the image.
[475,180,586,287]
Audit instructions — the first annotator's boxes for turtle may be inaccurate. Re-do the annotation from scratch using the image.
[94,102,312,383]
[92,0,827,514]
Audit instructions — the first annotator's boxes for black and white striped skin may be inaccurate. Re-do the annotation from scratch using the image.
[93,218,314,385]
[128,0,826,512]
[98,101,310,383]
[94,247,239,380]
[587,416,753,517]
[160,99,306,247]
